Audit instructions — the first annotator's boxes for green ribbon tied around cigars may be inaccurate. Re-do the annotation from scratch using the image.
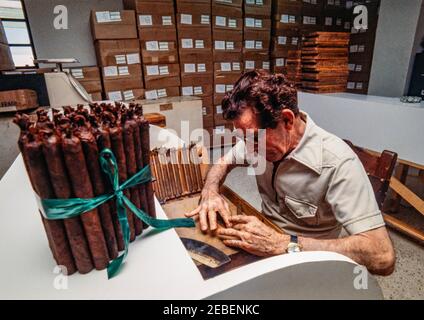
[40,148,195,279]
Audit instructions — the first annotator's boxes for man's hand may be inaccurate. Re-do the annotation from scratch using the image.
[217,215,289,257]
[185,188,233,231]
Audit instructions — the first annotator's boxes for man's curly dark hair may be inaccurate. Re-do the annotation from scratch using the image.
[221,70,299,129]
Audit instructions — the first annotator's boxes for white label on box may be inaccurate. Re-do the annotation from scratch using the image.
[245,18,255,27]
[139,15,152,26]
[157,88,167,98]
[118,66,129,76]
[344,22,351,29]
[96,11,110,23]
[162,16,172,25]
[215,126,225,135]
[221,62,232,71]
[348,63,355,71]
[276,58,285,67]
[109,11,121,22]
[201,15,210,24]
[71,69,84,79]
[358,45,365,52]
[146,41,159,51]
[226,84,234,91]
[336,18,342,26]
[104,66,118,77]
[263,61,270,69]
[145,90,158,100]
[245,60,255,69]
[346,1,353,9]
[216,105,223,114]
[292,37,299,45]
[347,82,355,89]
[228,19,237,28]
[256,0,263,4]
[356,82,363,89]
[159,65,169,75]
[215,16,226,27]
[182,39,193,49]
[194,86,203,95]
[202,106,207,115]
[215,41,226,50]
[108,91,123,101]
[226,41,234,50]
[159,42,169,51]
[197,63,206,72]
[146,65,159,76]
[126,53,140,64]
[232,62,241,70]
[216,84,226,93]
[245,40,255,49]
[328,0,334,4]
[181,14,192,25]
[278,36,287,45]
[182,86,194,96]
[195,40,204,48]
[289,15,296,23]
[350,45,358,53]
[255,41,263,49]
[355,64,363,72]
[335,0,340,5]
[115,54,127,65]
[246,0,255,4]
[325,17,333,26]
[123,90,134,101]
[281,15,289,23]
[255,19,263,28]
[184,63,196,73]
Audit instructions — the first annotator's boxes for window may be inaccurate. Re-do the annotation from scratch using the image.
[0,0,35,67]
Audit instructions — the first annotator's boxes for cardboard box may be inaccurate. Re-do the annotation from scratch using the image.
[143,63,181,89]
[202,104,214,115]
[271,29,301,56]
[272,57,287,74]
[176,2,211,28]
[95,40,141,67]
[244,0,272,17]
[78,80,102,93]
[139,26,177,41]
[180,61,213,77]
[0,19,8,44]
[202,114,214,128]
[144,86,180,100]
[243,59,271,71]
[180,83,213,105]
[64,66,100,81]
[178,29,212,60]
[123,0,174,11]
[0,43,14,71]
[103,77,144,92]
[212,0,243,9]
[212,15,243,31]
[133,2,175,28]
[302,0,324,16]
[140,40,178,64]
[181,73,213,87]
[101,64,143,81]
[243,17,271,33]
[243,30,271,51]
[213,29,242,61]
[273,1,302,14]
[90,10,137,40]
[213,61,243,77]
[88,92,103,101]
[273,13,302,31]
[106,88,145,101]
[213,73,240,104]
[0,89,38,109]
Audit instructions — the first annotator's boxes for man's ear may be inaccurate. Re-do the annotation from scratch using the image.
[281,109,295,130]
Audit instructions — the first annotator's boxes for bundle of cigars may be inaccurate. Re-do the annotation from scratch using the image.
[14,102,155,275]
[150,144,205,204]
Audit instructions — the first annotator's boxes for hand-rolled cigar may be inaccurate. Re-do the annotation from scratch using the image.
[122,115,143,236]
[139,119,156,218]
[62,130,110,270]
[167,149,180,198]
[150,150,164,202]
[152,149,167,202]
[109,124,136,242]
[42,131,94,274]
[186,145,199,192]
[180,146,194,194]
[169,148,183,197]
[190,143,204,192]
[158,147,173,200]
[176,148,190,196]
[17,126,77,275]
[76,120,119,260]
[94,124,125,251]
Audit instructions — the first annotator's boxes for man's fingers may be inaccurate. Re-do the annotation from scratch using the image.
[208,210,218,231]
[220,202,233,227]
[217,228,245,239]
[198,210,209,232]
[223,239,254,251]
[232,223,246,231]
[186,206,201,217]
[228,215,253,224]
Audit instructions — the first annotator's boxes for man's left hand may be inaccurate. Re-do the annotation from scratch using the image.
[217,215,290,257]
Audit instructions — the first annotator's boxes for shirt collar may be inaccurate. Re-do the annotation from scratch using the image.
[285,111,323,175]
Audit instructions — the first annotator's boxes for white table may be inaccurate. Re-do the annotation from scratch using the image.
[0,126,383,299]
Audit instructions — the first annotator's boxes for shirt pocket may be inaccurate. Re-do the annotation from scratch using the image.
[284,195,318,222]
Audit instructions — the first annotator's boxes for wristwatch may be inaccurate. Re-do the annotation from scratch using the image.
[286,235,302,253]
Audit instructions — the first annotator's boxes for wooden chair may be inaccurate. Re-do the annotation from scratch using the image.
[345,140,424,243]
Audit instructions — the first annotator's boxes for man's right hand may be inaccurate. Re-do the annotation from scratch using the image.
[185,188,232,232]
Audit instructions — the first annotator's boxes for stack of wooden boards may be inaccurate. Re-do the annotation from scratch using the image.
[300,32,349,93]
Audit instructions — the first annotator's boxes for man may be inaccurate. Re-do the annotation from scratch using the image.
[186,70,395,276]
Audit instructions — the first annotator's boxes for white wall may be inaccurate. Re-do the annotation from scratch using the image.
[24,0,123,67]
[368,0,423,97]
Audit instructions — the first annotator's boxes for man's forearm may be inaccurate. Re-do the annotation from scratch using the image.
[297,228,395,275]
[203,161,233,193]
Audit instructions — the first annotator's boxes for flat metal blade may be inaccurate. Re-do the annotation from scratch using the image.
[181,237,231,268]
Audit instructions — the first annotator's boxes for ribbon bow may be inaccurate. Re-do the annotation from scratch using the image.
[41,148,195,278]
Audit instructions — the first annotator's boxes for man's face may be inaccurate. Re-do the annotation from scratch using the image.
[233,107,293,163]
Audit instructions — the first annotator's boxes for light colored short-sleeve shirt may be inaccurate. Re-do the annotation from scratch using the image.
[226,112,385,239]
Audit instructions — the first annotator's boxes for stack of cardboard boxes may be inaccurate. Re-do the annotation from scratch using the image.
[212,0,243,138]
[124,0,181,100]
[243,0,272,72]
[0,19,15,72]
[176,0,214,131]
[90,9,144,101]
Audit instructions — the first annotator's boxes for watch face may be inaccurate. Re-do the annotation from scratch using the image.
[287,243,300,253]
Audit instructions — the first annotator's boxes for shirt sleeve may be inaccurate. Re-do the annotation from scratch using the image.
[325,155,386,235]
